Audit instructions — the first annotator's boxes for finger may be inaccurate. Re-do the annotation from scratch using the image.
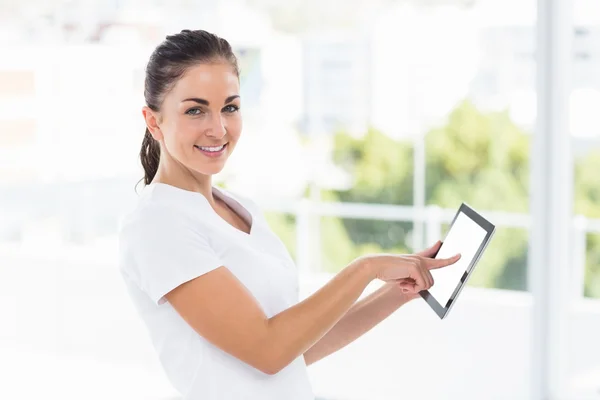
[427,268,433,289]
[409,263,427,290]
[396,279,417,292]
[398,281,419,293]
[398,277,416,285]
[417,270,430,292]
[417,240,442,258]
[416,259,433,288]
[426,268,434,289]
[419,264,431,289]
[427,253,461,270]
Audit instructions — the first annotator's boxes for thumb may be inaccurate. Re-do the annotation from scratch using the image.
[417,240,442,258]
[398,281,419,293]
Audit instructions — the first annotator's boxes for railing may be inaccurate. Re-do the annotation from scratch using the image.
[0,176,598,302]
[255,198,600,300]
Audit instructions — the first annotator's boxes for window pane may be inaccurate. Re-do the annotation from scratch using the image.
[320,217,413,273]
[569,1,600,397]
[1,1,540,399]
[264,211,297,260]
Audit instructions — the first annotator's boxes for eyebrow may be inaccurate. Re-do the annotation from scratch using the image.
[181,95,240,105]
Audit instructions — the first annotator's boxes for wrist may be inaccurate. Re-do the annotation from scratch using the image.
[356,255,379,281]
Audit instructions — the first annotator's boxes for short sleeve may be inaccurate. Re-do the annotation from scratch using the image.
[126,207,223,306]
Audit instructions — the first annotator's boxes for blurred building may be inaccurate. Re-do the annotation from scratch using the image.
[300,32,372,137]
[0,65,38,183]
[368,0,600,145]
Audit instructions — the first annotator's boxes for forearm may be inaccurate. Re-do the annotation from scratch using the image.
[303,283,417,366]
[265,258,374,373]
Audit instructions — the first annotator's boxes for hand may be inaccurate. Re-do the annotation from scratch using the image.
[390,240,444,297]
[365,241,461,294]
[397,240,448,294]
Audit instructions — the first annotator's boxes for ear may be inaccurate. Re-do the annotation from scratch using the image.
[142,106,163,141]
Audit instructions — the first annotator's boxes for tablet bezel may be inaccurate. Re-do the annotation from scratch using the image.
[419,203,496,320]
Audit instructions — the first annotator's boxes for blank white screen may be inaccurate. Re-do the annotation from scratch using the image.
[428,212,487,307]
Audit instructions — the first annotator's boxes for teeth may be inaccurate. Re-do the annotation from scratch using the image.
[196,144,225,152]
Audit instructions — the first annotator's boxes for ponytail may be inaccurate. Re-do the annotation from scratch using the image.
[139,128,160,185]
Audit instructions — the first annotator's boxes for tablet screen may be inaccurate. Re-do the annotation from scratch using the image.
[429,211,488,307]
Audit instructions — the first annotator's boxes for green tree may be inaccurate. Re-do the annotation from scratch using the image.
[329,127,414,251]
[264,212,298,260]
[425,100,530,290]
[265,99,600,297]
[327,100,531,290]
[574,148,600,297]
[266,128,417,273]
[425,101,529,212]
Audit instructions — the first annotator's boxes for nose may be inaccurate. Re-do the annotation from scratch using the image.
[206,113,226,139]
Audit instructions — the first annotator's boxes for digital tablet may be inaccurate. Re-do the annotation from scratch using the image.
[420,203,496,319]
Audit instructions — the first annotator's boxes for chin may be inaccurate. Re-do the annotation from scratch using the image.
[195,163,226,176]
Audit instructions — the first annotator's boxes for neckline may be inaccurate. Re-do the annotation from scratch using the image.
[148,182,255,237]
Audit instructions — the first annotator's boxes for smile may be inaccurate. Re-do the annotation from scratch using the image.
[194,143,228,157]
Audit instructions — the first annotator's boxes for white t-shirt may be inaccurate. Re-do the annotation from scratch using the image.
[118,182,315,400]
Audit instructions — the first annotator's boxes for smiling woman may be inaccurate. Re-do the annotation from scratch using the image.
[118,29,459,400]
[140,34,242,182]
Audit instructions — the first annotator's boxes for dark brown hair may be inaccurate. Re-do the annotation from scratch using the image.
[139,29,240,186]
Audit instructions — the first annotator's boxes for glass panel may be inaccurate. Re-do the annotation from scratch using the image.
[574,148,600,299]
[569,1,600,397]
[0,1,538,399]
[264,211,297,260]
[320,217,413,273]
[584,233,600,298]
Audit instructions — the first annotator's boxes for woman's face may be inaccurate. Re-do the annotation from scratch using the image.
[146,62,242,177]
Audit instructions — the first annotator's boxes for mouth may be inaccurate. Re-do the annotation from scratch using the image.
[194,143,228,157]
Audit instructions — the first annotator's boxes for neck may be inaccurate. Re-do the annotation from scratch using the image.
[152,153,214,201]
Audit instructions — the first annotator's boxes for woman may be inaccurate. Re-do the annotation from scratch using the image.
[118,29,460,400]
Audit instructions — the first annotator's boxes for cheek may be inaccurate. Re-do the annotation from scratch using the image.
[167,118,205,147]
[227,115,243,139]
[177,118,204,138]
[161,119,197,156]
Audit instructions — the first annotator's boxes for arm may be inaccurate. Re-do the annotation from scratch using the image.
[164,244,453,376]
[165,257,375,375]
[302,240,443,366]
[303,282,419,366]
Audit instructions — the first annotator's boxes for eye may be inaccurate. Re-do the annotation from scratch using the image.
[223,104,239,113]
[185,108,203,116]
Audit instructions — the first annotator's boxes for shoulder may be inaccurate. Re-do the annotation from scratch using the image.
[120,185,177,229]
[117,184,220,280]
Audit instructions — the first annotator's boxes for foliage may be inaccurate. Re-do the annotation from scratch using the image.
[265,99,600,296]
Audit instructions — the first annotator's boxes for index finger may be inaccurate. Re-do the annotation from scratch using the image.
[426,253,461,270]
